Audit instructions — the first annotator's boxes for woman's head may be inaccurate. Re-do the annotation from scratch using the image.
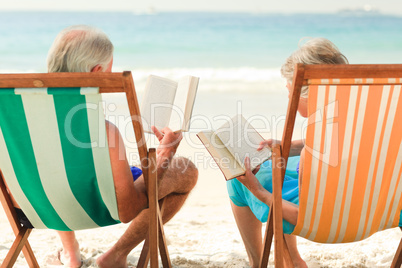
[47,25,114,73]
[281,37,348,98]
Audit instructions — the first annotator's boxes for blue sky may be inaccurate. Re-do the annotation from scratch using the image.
[1,0,402,15]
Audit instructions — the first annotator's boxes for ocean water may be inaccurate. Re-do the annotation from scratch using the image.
[1,11,402,132]
[1,12,402,74]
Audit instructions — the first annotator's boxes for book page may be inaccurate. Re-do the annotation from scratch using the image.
[197,131,245,180]
[215,115,271,170]
[169,76,199,132]
[140,75,178,133]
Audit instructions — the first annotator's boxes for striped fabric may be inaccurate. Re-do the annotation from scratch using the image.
[0,87,120,231]
[308,78,402,85]
[292,80,402,243]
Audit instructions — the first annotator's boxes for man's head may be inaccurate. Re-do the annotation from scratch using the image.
[47,25,114,73]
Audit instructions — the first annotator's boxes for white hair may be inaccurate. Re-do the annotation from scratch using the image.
[281,37,348,98]
[47,25,114,73]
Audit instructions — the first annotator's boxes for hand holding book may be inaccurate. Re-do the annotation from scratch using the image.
[152,126,182,157]
[236,156,274,207]
[197,115,271,180]
[237,157,267,197]
[258,139,281,151]
[141,75,199,133]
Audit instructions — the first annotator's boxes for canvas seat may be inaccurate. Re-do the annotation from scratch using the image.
[260,64,402,267]
[0,72,170,267]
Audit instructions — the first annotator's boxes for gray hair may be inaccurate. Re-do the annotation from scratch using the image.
[47,25,114,73]
[281,37,348,98]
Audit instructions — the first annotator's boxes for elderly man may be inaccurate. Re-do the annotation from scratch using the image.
[45,25,198,268]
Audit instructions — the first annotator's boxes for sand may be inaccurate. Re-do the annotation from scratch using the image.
[1,132,401,267]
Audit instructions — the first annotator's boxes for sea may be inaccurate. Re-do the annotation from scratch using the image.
[1,11,402,137]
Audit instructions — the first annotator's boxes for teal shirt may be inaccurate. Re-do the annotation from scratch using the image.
[227,156,300,234]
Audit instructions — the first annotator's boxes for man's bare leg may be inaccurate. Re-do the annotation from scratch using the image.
[96,157,198,268]
[96,193,189,267]
[57,231,82,268]
[6,188,82,268]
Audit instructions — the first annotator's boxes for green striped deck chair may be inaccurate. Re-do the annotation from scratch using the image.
[260,64,402,268]
[0,72,170,268]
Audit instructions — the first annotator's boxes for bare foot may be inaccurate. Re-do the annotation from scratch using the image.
[58,240,82,268]
[96,249,128,268]
[292,257,308,268]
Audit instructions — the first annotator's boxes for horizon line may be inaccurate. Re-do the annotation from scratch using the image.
[0,9,400,16]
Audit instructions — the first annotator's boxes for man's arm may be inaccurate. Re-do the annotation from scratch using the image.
[107,124,182,223]
[151,126,182,182]
[106,121,148,223]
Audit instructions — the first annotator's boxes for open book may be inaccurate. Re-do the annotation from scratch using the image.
[140,75,199,133]
[197,115,271,180]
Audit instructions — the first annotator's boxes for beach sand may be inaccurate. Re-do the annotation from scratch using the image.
[1,132,401,267]
[1,91,401,267]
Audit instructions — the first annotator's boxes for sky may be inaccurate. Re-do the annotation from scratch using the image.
[1,0,402,15]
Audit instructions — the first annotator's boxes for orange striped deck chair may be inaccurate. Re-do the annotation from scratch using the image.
[0,72,170,268]
[260,64,402,268]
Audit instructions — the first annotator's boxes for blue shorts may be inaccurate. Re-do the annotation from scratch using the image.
[227,156,300,234]
[130,166,143,181]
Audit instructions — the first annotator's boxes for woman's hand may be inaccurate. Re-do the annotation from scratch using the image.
[238,157,275,209]
[258,139,280,151]
[258,139,305,157]
[237,157,266,198]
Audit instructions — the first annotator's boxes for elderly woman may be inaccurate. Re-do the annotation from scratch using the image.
[226,38,349,268]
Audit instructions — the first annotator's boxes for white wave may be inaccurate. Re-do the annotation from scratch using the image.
[0,69,42,74]
[0,67,287,93]
[114,67,286,93]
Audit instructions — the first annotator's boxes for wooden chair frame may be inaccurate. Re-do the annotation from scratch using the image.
[0,72,171,267]
[259,64,402,268]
